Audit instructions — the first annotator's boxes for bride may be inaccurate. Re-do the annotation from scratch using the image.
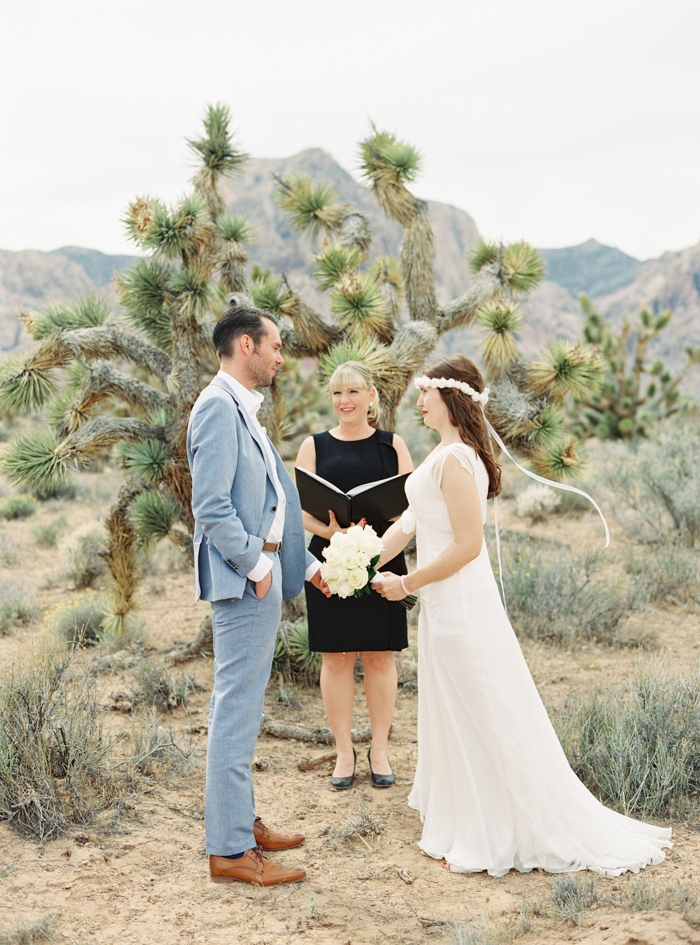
[375,354,672,877]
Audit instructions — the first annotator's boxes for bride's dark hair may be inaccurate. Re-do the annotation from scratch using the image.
[423,355,502,499]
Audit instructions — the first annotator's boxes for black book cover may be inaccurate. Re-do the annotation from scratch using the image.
[295,468,410,529]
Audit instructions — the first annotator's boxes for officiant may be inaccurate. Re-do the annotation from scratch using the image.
[295,361,413,790]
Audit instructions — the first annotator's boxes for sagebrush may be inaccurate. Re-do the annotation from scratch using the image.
[594,424,700,547]
[495,533,648,647]
[552,659,700,818]
[0,635,122,845]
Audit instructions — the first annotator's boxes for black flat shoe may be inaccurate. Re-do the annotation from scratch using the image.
[367,747,395,788]
[331,748,356,790]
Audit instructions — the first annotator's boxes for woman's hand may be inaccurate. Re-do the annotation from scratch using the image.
[374,572,409,601]
[325,509,346,539]
[325,511,366,539]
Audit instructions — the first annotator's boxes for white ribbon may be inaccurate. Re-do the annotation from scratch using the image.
[485,420,610,549]
[484,417,610,614]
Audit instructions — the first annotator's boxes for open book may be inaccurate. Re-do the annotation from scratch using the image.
[295,468,410,530]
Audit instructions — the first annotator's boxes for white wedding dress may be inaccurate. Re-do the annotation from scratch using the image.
[404,442,672,877]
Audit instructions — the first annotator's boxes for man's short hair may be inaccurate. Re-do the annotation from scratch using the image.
[212,305,279,359]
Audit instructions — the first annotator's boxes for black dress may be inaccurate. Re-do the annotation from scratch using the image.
[304,429,408,653]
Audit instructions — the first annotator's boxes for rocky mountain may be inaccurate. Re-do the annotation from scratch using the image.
[0,149,698,393]
[0,149,480,353]
[596,242,700,363]
[50,246,136,288]
[0,250,94,351]
[0,248,134,352]
[220,148,481,306]
[539,239,644,299]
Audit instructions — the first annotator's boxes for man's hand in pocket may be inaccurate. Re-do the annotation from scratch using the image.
[255,571,272,600]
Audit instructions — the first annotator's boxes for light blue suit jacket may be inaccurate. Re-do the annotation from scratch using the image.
[186,376,313,602]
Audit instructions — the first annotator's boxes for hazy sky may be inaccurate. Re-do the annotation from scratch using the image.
[2,0,699,261]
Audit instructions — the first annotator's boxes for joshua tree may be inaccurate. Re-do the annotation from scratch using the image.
[0,105,600,653]
[567,295,700,440]
[0,105,245,636]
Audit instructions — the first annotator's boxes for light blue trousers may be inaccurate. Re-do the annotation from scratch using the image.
[205,553,282,855]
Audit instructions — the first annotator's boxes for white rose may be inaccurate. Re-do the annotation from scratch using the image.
[337,581,354,599]
[326,577,340,595]
[359,529,383,557]
[341,551,362,570]
[321,565,342,583]
[347,568,368,590]
[330,532,351,553]
[323,546,342,566]
[346,525,365,545]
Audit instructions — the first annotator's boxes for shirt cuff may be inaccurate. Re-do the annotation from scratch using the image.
[246,555,273,583]
[305,559,321,581]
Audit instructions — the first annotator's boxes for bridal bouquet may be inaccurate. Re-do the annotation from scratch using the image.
[320,524,417,609]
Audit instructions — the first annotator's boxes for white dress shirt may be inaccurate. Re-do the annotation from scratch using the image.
[216,371,319,583]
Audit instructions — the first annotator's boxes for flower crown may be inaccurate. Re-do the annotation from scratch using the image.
[414,375,490,406]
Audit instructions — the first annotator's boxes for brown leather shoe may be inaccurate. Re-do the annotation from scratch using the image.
[253,816,305,851]
[210,849,306,886]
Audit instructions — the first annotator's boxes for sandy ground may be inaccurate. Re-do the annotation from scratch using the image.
[1,471,699,945]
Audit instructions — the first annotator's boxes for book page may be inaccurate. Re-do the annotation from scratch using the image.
[347,474,401,498]
[294,467,348,497]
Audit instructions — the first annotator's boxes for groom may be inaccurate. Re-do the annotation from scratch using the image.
[187,303,329,886]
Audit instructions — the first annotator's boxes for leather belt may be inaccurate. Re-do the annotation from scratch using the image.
[262,541,283,552]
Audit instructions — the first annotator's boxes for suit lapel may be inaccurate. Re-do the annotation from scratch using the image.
[210,376,276,484]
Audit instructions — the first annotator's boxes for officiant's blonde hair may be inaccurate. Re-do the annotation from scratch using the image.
[328,361,381,426]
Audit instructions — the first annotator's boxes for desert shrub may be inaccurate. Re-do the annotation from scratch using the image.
[0,634,121,845]
[31,516,67,548]
[129,708,195,777]
[151,540,191,574]
[552,659,700,818]
[553,489,597,516]
[514,483,561,522]
[0,494,37,520]
[31,480,78,502]
[496,534,648,647]
[594,425,700,547]
[0,915,56,945]
[97,618,147,652]
[623,878,700,926]
[56,522,108,587]
[130,663,197,710]
[550,874,599,924]
[0,532,21,568]
[448,923,498,945]
[44,592,108,646]
[0,580,38,635]
[625,545,700,605]
[272,621,322,686]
